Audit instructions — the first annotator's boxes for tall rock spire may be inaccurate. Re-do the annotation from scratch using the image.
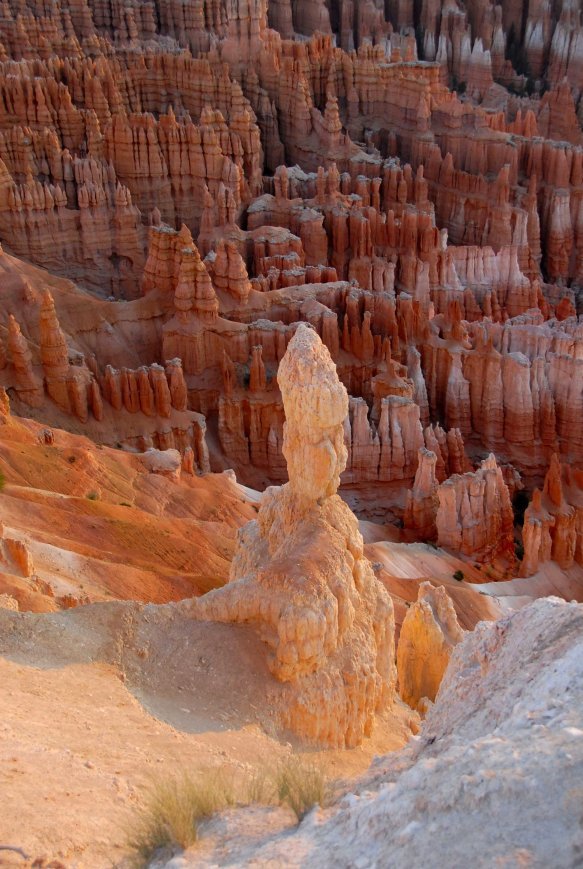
[189,324,396,748]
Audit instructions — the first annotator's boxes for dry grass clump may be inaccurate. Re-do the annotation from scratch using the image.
[127,757,330,866]
[272,755,330,820]
[127,768,236,866]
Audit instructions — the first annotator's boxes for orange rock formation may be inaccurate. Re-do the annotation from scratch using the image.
[397,581,464,712]
[0,0,580,583]
[189,325,396,747]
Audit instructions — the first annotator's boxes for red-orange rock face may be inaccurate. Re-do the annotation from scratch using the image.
[0,0,581,576]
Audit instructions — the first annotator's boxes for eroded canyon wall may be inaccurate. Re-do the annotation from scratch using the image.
[0,0,580,577]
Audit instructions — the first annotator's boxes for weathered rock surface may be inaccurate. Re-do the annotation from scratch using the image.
[0,1,581,860]
[188,324,396,747]
[397,581,464,712]
[521,453,583,576]
[173,598,583,868]
[0,389,256,611]
[403,447,439,540]
[436,454,516,564]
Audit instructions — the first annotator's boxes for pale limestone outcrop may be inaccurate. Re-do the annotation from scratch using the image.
[0,593,18,611]
[3,537,34,577]
[141,447,182,480]
[211,239,251,304]
[396,581,464,713]
[189,324,396,747]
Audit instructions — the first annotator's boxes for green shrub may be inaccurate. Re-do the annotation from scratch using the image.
[451,75,467,94]
[453,569,465,582]
[86,490,99,501]
[525,77,537,96]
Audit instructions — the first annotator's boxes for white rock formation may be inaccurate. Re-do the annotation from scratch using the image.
[141,447,182,479]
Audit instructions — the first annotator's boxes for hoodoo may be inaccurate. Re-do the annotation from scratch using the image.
[190,323,396,747]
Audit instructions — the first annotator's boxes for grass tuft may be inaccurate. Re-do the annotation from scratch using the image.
[127,758,330,865]
[273,756,329,820]
[127,770,235,867]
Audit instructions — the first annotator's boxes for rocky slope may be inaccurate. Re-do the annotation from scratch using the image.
[166,597,583,868]
[0,387,256,611]
[0,598,414,866]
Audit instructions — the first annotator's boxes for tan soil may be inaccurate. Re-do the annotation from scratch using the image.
[0,602,415,867]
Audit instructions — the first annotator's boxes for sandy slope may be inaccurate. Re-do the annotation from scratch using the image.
[168,599,583,869]
[0,409,256,610]
[0,602,415,867]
